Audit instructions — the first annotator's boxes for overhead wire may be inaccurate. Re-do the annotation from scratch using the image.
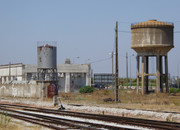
[90,57,112,64]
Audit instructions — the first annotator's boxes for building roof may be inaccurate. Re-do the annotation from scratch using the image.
[57,64,90,73]
[0,63,90,73]
[0,63,23,66]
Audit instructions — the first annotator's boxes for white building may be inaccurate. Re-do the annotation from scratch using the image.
[0,63,24,83]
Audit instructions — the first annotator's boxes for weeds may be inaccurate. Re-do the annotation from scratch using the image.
[172,99,180,106]
[122,112,125,117]
[75,97,85,101]
[102,111,105,115]
[0,111,11,127]
[59,89,180,112]
[166,117,171,122]
[104,90,110,95]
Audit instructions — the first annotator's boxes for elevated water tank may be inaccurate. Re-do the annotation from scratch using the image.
[131,20,174,54]
[37,44,57,69]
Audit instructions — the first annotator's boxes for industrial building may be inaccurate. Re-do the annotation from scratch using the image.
[0,63,37,83]
[0,60,91,93]
[58,59,91,93]
[94,73,115,86]
[0,41,91,98]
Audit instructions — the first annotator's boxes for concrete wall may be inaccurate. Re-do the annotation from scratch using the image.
[0,81,41,98]
[57,64,91,92]
[70,73,86,92]
[58,73,66,92]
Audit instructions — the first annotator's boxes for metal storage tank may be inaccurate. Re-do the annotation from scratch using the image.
[37,42,58,98]
[131,20,174,94]
[131,19,174,55]
[37,44,57,68]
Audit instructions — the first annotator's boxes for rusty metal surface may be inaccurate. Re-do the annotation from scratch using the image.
[47,83,58,98]
[37,45,57,69]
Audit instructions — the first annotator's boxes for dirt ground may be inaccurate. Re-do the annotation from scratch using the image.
[0,89,180,129]
[60,89,180,112]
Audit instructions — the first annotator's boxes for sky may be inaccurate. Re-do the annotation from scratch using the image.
[0,0,180,78]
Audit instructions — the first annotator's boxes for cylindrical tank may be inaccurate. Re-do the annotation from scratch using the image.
[131,20,174,54]
[37,44,57,68]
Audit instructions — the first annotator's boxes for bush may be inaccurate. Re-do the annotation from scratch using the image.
[169,88,180,93]
[79,86,94,93]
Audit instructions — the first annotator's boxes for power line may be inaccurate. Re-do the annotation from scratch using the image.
[90,57,111,64]
[118,31,130,33]
[118,22,131,24]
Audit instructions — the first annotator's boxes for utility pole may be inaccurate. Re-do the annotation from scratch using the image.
[115,21,119,102]
[112,51,114,95]
[126,52,128,88]
[178,62,179,89]
[9,62,11,81]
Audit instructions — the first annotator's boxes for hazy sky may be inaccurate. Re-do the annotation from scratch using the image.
[0,0,180,78]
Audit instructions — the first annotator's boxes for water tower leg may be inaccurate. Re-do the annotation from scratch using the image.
[145,56,149,93]
[165,55,169,93]
[156,55,160,94]
[160,56,163,93]
[136,56,139,94]
[141,56,145,95]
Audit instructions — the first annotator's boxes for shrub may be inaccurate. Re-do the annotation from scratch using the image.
[79,86,94,93]
[169,88,180,93]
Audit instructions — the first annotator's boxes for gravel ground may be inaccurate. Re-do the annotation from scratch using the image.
[1,97,180,123]
[66,105,180,122]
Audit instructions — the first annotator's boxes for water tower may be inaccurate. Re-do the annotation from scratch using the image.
[37,41,58,98]
[131,20,174,94]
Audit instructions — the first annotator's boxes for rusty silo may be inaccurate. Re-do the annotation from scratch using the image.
[37,41,58,98]
[131,20,174,94]
[38,44,57,69]
[37,42,57,81]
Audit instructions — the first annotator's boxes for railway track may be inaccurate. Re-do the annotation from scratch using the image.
[67,103,180,115]
[0,103,180,129]
[0,103,137,130]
